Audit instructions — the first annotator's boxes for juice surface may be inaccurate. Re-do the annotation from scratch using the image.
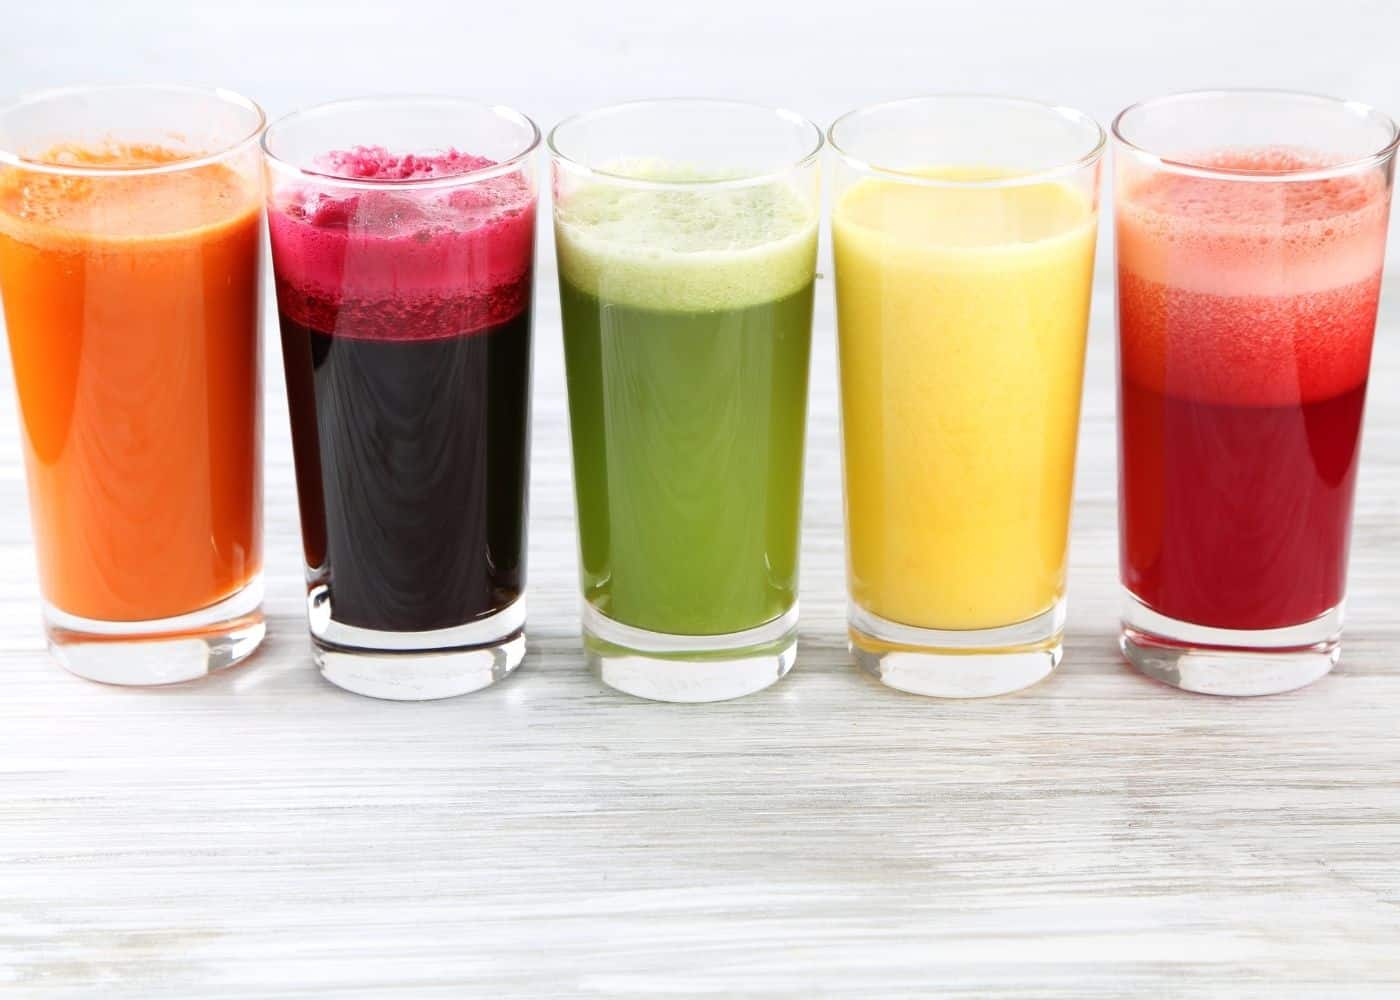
[555,167,817,636]
[833,171,1097,630]
[1116,150,1388,629]
[0,145,263,621]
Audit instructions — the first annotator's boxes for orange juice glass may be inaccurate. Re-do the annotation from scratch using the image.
[0,86,266,684]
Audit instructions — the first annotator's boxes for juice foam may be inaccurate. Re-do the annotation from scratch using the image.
[267,146,535,341]
[553,161,818,312]
[1117,149,1388,406]
[0,143,260,242]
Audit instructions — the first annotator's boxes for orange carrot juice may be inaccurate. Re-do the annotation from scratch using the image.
[0,144,263,623]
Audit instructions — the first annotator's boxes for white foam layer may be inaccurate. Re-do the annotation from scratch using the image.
[554,160,818,311]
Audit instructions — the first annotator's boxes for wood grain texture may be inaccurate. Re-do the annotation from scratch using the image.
[1,265,1399,998]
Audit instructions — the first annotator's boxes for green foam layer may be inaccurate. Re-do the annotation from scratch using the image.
[554,160,819,312]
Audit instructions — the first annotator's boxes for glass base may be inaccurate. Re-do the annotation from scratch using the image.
[43,576,266,686]
[849,599,1064,698]
[1120,590,1341,696]
[309,587,526,701]
[585,603,797,703]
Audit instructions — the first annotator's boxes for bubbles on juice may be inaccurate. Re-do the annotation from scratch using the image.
[267,146,536,341]
[278,146,532,234]
[313,145,495,181]
[1118,270,1380,406]
[553,159,818,311]
[1116,148,1388,405]
[0,143,257,241]
[1118,148,1389,291]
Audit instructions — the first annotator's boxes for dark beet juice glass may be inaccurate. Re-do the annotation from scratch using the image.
[263,98,538,700]
[1113,90,1396,696]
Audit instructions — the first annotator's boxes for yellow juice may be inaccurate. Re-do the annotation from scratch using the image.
[833,171,1097,630]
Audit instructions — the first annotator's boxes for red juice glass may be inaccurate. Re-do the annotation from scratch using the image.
[1114,91,1397,695]
[263,98,539,700]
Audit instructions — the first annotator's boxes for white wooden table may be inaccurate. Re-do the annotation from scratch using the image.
[2,264,1398,997]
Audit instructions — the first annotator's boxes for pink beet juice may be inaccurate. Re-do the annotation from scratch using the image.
[1117,148,1390,633]
[268,144,536,635]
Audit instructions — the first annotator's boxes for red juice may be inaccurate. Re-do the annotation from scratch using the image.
[268,146,535,633]
[1117,150,1389,631]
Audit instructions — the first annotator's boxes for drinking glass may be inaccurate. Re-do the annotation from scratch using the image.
[550,100,821,702]
[829,96,1104,698]
[0,85,266,685]
[263,98,539,700]
[1114,90,1397,695]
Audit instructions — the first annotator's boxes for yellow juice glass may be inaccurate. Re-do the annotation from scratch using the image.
[829,97,1104,698]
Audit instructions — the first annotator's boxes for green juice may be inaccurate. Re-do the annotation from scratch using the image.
[555,170,818,637]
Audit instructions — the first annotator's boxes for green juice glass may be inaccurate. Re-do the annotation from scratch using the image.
[550,100,821,702]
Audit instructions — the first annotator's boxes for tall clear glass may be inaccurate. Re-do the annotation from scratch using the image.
[1114,90,1397,696]
[263,98,539,701]
[830,96,1104,698]
[0,85,266,685]
[550,100,821,703]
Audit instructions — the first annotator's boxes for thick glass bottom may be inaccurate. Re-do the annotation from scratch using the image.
[1120,590,1341,696]
[849,599,1064,698]
[44,576,265,686]
[309,587,526,701]
[585,603,797,703]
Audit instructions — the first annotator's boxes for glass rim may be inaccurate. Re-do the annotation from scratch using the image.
[0,84,266,176]
[261,95,541,191]
[1112,88,1400,182]
[827,94,1106,189]
[547,98,824,191]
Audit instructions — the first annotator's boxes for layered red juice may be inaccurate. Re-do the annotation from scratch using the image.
[1117,150,1389,631]
[267,147,535,632]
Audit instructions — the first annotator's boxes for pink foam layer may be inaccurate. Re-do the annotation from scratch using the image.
[1117,149,1390,296]
[1117,148,1388,405]
[268,146,535,340]
[315,146,494,180]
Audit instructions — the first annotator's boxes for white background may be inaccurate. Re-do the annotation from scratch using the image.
[7,0,1400,270]
[7,0,1399,132]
